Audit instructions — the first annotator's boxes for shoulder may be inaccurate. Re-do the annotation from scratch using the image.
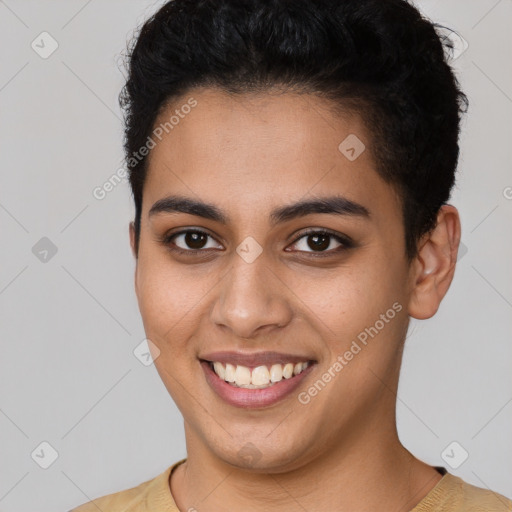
[68,462,182,512]
[69,473,163,512]
[454,476,512,511]
[421,473,512,512]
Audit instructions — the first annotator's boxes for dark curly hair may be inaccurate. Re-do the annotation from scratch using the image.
[119,0,468,260]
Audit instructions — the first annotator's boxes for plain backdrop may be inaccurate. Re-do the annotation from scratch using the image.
[0,1,511,510]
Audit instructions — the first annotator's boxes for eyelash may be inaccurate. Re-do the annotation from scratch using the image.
[161,228,354,258]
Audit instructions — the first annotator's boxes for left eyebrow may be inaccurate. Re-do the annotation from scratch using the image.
[148,194,370,225]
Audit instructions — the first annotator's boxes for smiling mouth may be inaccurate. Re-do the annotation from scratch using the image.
[201,360,315,389]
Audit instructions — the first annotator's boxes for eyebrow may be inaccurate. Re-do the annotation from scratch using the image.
[148,194,370,225]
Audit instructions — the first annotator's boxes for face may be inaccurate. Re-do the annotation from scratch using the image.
[131,88,416,472]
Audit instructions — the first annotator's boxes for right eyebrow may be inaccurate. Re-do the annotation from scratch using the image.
[149,196,228,223]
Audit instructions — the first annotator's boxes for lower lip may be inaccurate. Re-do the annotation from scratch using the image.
[200,360,316,409]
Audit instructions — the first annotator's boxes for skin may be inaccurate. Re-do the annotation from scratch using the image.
[129,87,461,511]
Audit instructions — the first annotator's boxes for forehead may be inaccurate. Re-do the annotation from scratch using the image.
[143,88,400,222]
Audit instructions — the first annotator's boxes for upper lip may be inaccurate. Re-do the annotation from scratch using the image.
[199,351,316,368]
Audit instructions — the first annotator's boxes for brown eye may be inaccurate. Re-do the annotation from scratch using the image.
[288,229,353,255]
[183,231,208,249]
[305,233,331,251]
[166,230,223,252]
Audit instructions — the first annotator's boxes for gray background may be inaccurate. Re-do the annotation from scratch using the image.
[0,1,511,510]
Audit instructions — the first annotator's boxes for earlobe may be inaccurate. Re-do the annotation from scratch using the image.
[407,205,461,320]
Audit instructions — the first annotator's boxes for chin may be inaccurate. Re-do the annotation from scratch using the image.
[205,431,312,473]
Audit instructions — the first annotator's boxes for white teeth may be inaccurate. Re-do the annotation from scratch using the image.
[282,363,294,379]
[270,364,283,382]
[234,365,251,386]
[210,360,310,388]
[251,365,270,386]
[225,363,236,382]
[213,362,225,380]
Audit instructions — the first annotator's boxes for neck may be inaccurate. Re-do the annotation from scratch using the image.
[170,417,442,511]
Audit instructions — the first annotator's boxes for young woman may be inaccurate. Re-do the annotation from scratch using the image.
[71,0,511,510]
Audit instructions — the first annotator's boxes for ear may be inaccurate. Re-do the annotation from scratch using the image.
[129,221,139,295]
[407,204,461,319]
[129,221,138,259]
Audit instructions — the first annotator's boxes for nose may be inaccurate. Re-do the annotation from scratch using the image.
[210,253,293,339]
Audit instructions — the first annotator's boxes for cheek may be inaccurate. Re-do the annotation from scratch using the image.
[289,258,405,338]
[296,261,408,413]
[137,243,209,311]
[136,260,202,399]
[136,254,200,346]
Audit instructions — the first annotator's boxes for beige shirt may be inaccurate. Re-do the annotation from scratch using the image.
[70,459,512,511]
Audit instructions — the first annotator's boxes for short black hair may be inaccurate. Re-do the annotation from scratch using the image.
[120,0,468,260]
